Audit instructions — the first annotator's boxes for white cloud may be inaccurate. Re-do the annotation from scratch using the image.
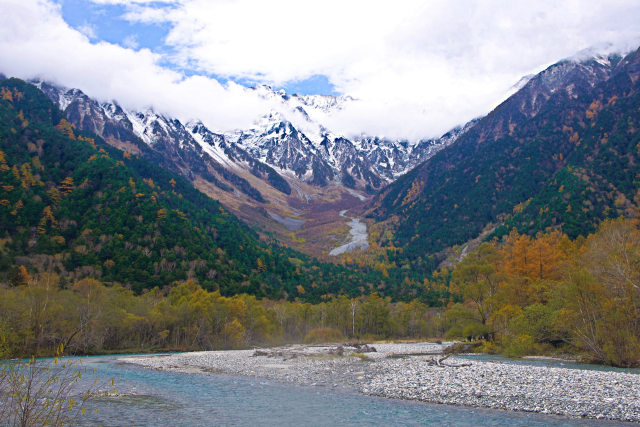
[0,0,274,130]
[112,0,640,139]
[122,34,139,49]
[122,3,173,24]
[2,0,640,140]
[76,23,97,39]
[89,0,168,4]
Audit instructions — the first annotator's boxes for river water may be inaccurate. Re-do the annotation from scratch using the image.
[461,354,640,375]
[73,355,632,426]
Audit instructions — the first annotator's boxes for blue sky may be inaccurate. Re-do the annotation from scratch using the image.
[55,0,338,96]
[57,0,170,51]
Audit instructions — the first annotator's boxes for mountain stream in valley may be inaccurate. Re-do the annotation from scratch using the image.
[329,210,369,256]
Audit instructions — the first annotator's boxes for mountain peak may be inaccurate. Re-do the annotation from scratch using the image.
[568,42,634,64]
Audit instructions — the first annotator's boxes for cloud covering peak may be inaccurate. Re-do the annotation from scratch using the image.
[1,0,640,140]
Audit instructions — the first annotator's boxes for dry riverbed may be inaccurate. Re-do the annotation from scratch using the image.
[121,342,640,423]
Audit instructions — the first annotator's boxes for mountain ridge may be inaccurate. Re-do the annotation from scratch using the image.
[28,79,473,256]
[366,47,640,260]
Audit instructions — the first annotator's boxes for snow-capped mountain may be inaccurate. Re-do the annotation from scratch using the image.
[18,46,639,258]
[34,81,471,199]
[219,85,475,188]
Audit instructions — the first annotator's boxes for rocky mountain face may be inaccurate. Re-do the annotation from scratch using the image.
[36,82,470,194]
[470,54,622,145]
[32,79,472,254]
[367,48,640,258]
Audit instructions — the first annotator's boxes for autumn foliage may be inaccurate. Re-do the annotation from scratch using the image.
[444,219,640,367]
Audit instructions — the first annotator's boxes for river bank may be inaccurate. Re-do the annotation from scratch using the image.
[121,342,640,423]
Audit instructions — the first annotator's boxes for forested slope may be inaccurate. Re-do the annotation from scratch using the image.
[367,48,640,257]
[0,78,417,301]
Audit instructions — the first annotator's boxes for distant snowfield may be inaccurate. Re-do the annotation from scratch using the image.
[267,211,305,231]
[346,188,368,201]
[329,210,369,256]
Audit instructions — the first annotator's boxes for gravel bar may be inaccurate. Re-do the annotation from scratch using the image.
[120,342,640,423]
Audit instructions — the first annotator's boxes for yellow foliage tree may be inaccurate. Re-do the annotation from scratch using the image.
[37,206,57,234]
[500,230,566,281]
[55,119,76,139]
[20,163,38,188]
[58,176,74,197]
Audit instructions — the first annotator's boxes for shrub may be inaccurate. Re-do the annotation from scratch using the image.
[0,344,114,426]
[304,327,344,344]
[462,322,491,339]
[503,334,536,357]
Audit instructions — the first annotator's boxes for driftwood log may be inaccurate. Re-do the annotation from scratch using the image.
[252,343,377,359]
[252,343,470,367]
[426,351,472,367]
[345,343,377,353]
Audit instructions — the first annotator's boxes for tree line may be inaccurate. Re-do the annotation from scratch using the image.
[0,274,443,358]
[440,215,640,367]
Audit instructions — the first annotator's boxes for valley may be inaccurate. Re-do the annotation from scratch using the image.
[33,80,472,257]
[4,2,640,425]
[192,163,370,257]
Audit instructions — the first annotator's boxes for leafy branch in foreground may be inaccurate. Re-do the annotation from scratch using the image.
[0,344,115,427]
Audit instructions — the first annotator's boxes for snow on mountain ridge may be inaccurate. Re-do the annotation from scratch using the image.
[33,79,472,195]
[215,85,474,186]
